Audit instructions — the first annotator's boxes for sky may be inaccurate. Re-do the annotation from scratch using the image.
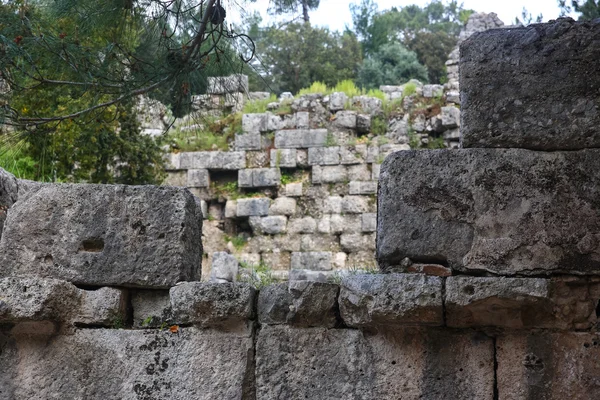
[228,0,572,31]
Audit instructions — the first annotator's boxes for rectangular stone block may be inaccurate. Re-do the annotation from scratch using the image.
[0,184,202,288]
[312,165,348,184]
[253,168,281,187]
[330,214,361,234]
[234,132,262,150]
[274,129,328,148]
[460,19,600,150]
[270,149,297,168]
[497,332,600,400]
[340,233,375,252]
[339,274,443,327]
[342,195,370,214]
[349,181,377,195]
[236,198,270,217]
[179,151,246,170]
[308,147,340,165]
[377,148,600,275]
[284,182,303,197]
[256,326,494,400]
[131,289,172,328]
[249,216,288,235]
[186,169,210,188]
[340,145,367,165]
[0,327,253,399]
[347,164,371,181]
[242,113,267,134]
[207,73,248,94]
[361,213,377,232]
[291,252,332,271]
[238,169,253,188]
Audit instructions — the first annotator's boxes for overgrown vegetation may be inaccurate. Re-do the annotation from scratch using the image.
[238,261,276,289]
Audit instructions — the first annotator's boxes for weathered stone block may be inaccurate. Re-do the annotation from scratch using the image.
[441,106,460,129]
[340,233,375,252]
[323,196,343,214]
[76,287,127,327]
[340,145,367,165]
[317,215,331,233]
[256,326,494,400]
[274,129,328,148]
[242,113,266,134]
[342,195,370,214]
[0,327,253,399]
[260,251,291,271]
[361,213,377,232]
[186,169,210,188]
[253,168,281,187]
[308,146,340,165]
[179,151,245,170]
[300,234,340,252]
[460,19,600,150]
[312,165,348,184]
[356,114,371,133]
[351,95,383,116]
[422,84,444,98]
[284,182,303,197]
[347,164,371,181]
[349,181,377,195]
[497,332,600,400]
[207,73,248,94]
[169,282,255,327]
[131,289,172,328]
[371,163,381,180]
[377,149,600,275]
[270,149,297,168]
[0,168,18,239]
[288,217,317,234]
[236,198,270,217]
[333,111,357,129]
[291,252,332,271]
[0,184,201,288]
[224,200,237,218]
[246,150,269,168]
[258,282,340,328]
[329,92,348,111]
[330,214,361,234]
[210,252,240,282]
[249,216,288,235]
[269,197,296,216]
[340,274,443,327]
[238,169,253,188]
[235,132,262,150]
[367,145,379,163]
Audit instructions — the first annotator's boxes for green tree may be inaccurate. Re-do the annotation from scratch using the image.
[255,23,362,94]
[357,42,428,89]
[268,0,320,23]
[559,0,600,19]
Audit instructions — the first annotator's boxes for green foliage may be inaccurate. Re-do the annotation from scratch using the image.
[403,82,417,97]
[211,181,239,199]
[298,81,331,96]
[366,88,386,101]
[325,132,337,147]
[267,0,321,22]
[426,136,447,149]
[243,95,278,114]
[559,0,600,19]
[358,42,428,89]
[111,316,124,329]
[238,261,276,289]
[371,116,388,136]
[334,80,362,98]
[168,113,240,152]
[225,234,248,250]
[0,145,42,181]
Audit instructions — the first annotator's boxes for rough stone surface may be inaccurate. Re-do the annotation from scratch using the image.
[460,18,600,150]
[269,197,296,216]
[270,149,297,168]
[377,148,600,275]
[0,168,18,239]
[179,151,245,170]
[236,198,270,217]
[0,184,202,287]
[290,251,332,271]
[274,129,328,148]
[349,181,377,195]
[187,169,210,188]
[258,281,339,328]
[210,252,240,282]
[131,289,173,328]
[169,282,255,327]
[339,274,443,327]
[308,146,340,165]
[312,165,348,184]
[0,327,254,399]
[497,332,600,400]
[208,74,248,94]
[249,216,288,235]
[256,326,495,400]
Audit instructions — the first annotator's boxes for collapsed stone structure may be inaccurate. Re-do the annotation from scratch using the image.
[1,17,599,400]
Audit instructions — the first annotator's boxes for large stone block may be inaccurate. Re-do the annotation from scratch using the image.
[186,169,210,188]
[256,326,495,400]
[497,332,600,400]
[207,73,248,94]
[0,168,18,239]
[270,148,297,168]
[249,216,288,235]
[308,146,340,165]
[339,274,443,327]
[258,281,340,328]
[274,129,328,148]
[238,168,281,188]
[312,165,348,184]
[179,151,245,170]
[377,148,600,275]
[460,19,600,150]
[290,251,332,271]
[0,327,254,399]
[0,184,202,288]
[236,198,270,217]
[234,132,262,150]
[210,252,240,282]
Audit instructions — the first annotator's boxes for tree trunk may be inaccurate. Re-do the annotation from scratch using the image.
[302,0,310,23]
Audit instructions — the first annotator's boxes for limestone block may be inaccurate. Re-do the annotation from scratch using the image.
[238,252,260,266]
[249,216,288,235]
[169,282,255,327]
[342,195,370,214]
[339,273,444,327]
[497,332,600,400]
[258,281,340,327]
[235,132,262,150]
[207,73,248,94]
[333,252,347,269]
[186,169,210,188]
[253,168,281,187]
[361,213,377,232]
[266,112,283,131]
[329,92,348,111]
[460,19,600,150]
[300,234,341,252]
[291,252,332,271]
[246,150,269,168]
[377,148,600,275]
[0,184,201,288]
[210,252,240,282]
[163,171,186,187]
[340,233,375,252]
[340,145,367,165]
[270,149,297,168]
[387,118,410,143]
[422,84,444,98]
[323,196,343,214]
[346,251,377,270]
[347,164,371,181]
[379,143,410,160]
[131,289,173,328]
[349,181,377,195]
[288,217,317,234]
[0,168,18,239]
[284,182,303,197]
[330,214,361,234]
[260,251,291,271]
[333,111,357,129]
[317,215,331,233]
[356,114,371,133]
[441,106,460,129]
[367,145,379,163]
[179,151,245,170]
[0,327,253,399]
[242,113,266,134]
[224,200,237,218]
[350,95,383,116]
[198,199,208,219]
[293,112,310,129]
[247,234,301,253]
[238,169,253,188]
[269,197,297,216]
[256,326,494,400]
[288,269,333,282]
[308,146,340,165]
[312,165,348,184]
[165,152,180,170]
[296,149,309,167]
[76,287,127,327]
[371,164,381,180]
[236,198,270,217]
[274,129,328,148]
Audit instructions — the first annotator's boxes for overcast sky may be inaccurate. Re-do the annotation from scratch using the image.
[229,0,571,31]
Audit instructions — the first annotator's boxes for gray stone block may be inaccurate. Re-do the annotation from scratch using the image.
[0,168,18,240]
[186,169,209,188]
[234,132,262,150]
[236,197,270,217]
[207,73,248,94]
[348,181,377,195]
[238,169,253,188]
[179,151,246,170]
[356,114,371,133]
[210,252,240,282]
[347,164,371,181]
[300,234,340,252]
[75,287,127,327]
[312,165,348,184]
[367,145,379,163]
[284,182,303,197]
[0,327,253,399]
[342,195,370,214]
[288,217,317,234]
[378,148,600,275]
[291,252,332,271]
[0,184,201,288]
[339,273,444,327]
[460,19,600,150]
[340,145,367,165]
[441,106,460,129]
[422,84,444,98]
[269,197,296,216]
[258,281,340,328]
[329,92,348,111]
[371,163,381,180]
[274,129,328,148]
[350,96,383,116]
[333,111,357,129]
[253,168,281,187]
[270,149,297,168]
[330,214,361,234]
[224,200,237,218]
[308,146,340,165]
[131,289,173,328]
[340,233,375,252]
[361,213,377,232]
[323,196,343,214]
[242,113,266,134]
[249,216,288,234]
[169,282,255,327]
[256,326,494,400]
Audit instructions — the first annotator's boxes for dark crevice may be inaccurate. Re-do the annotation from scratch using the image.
[596,300,600,318]
[441,278,447,326]
[493,336,499,400]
